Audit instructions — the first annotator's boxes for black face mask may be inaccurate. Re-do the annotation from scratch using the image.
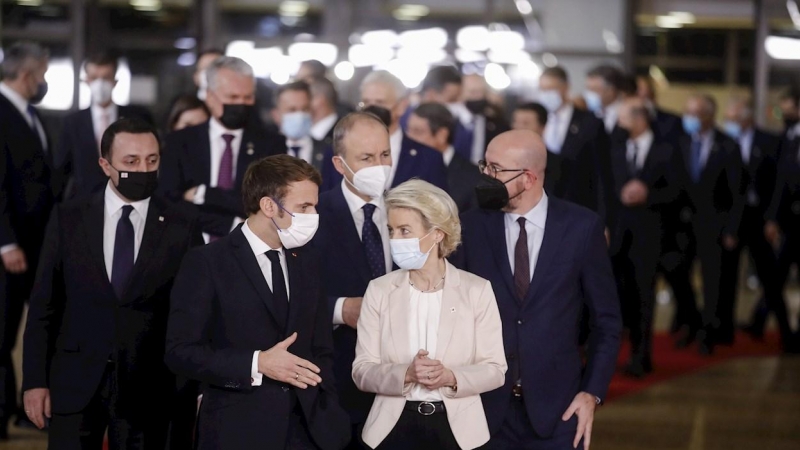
[219,103,252,130]
[475,172,525,210]
[465,99,488,115]
[784,117,799,130]
[111,167,159,202]
[30,81,48,104]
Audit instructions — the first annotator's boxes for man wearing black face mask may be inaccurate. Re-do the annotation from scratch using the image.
[21,118,203,449]
[160,56,286,243]
[0,41,54,438]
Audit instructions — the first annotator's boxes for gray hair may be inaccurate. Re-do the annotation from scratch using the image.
[332,111,388,157]
[0,41,49,81]
[361,70,407,100]
[206,56,254,91]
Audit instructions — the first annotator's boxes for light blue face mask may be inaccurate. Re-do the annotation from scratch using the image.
[538,89,563,113]
[281,111,313,140]
[723,121,742,139]
[682,114,702,135]
[583,91,603,114]
[389,229,437,270]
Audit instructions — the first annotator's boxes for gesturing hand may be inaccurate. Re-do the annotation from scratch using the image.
[405,350,444,385]
[562,391,598,450]
[23,388,50,429]
[2,248,27,274]
[257,332,322,389]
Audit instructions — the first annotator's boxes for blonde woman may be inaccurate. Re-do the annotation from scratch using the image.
[352,179,507,450]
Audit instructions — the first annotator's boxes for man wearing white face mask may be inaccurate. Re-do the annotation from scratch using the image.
[314,112,394,448]
[166,154,351,450]
[273,81,328,171]
[55,52,154,200]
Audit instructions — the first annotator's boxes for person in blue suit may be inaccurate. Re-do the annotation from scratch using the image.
[452,130,622,450]
[320,71,447,193]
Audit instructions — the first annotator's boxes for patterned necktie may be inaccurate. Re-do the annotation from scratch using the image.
[514,217,531,301]
[217,134,235,190]
[361,204,386,279]
[288,145,301,158]
[690,138,703,183]
[111,205,135,299]
[265,250,289,330]
[627,141,639,176]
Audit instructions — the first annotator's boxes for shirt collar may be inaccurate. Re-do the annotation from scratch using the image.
[310,113,338,141]
[209,117,244,139]
[631,129,654,152]
[506,193,548,229]
[0,82,30,117]
[555,103,574,121]
[91,102,117,117]
[104,180,150,219]
[287,135,312,148]
[241,219,282,257]
[442,146,455,166]
[340,179,384,215]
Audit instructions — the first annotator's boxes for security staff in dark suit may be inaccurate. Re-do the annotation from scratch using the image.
[159,56,286,242]
[0,42,53,438]
[314,112,394,448]
[165,155,351,450]
[54,52,154,201]
[273,81,328,171]
[635,75,683,147]
[22,118,203,449]
[609,99,680,377]
[309,76,340,163]
[511,102,563,198]
[406,103,481,213]
[718,98,781,345]
[677,94,745,355]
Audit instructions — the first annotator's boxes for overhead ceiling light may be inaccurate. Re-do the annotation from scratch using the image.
[515,0,533,16]
[399,28,448,49]
[177,52,197,67]
[602,29,623,53]
[655,15,683,29]
[484,63,511,90]
[334,61,355,81]
[489,30,526,52]
[130,0,161,12]
[393,4,430,21]
[668,11,696,24]
[279,1,309,17]
[348,44,394,68]
[17,0,43,6]
[542,53,558,67]
[487,49,531,65]
[288,43,338,66]
[174,37,197,50]
[765,35,800,60]
[787,1,800,30]
[455,49,486,64]
[361,30,400,48]
[457,26,490,52]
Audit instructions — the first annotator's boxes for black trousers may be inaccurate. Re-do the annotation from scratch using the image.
[166,377,199,450]
[48,363,168,450]
[774,233,800,345]
[487,398,581,450]
[373,406,460,450]
[658,228,701,333]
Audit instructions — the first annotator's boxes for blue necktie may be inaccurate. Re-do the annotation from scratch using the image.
[361,204,386,279]
[265,250,289,330]
[111,205,135,299]
[690,138,703,183]
[26,104,38,133]
[289,145,301,158]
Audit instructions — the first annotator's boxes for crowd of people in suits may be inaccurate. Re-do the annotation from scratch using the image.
[1,38,799,450]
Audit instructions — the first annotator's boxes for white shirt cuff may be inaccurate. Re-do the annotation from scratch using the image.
[193,184,207,205]
[333,297,347,326]
[0,244,19,255]
[251,351,263,386]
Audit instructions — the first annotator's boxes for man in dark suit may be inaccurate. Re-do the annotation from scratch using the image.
[635,75,683,147]
[165,154,351,450]
[320,71,447,193]
[0,41,53,439]
[717,98,782,345]
[272,81,328,171]
[406,102,480,213]
[309,76,340,164]
[511,102,562,197]
[22,118,203,449]
[453,130,622,449]
[54,52,154,201]
[609,99,680,377]
[314,112,393,448]
[676,94,745,354]
[159,56,286,242]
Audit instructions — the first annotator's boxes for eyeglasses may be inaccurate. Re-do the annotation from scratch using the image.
[478,160,526,179]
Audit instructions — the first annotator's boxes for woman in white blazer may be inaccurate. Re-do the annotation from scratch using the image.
[352,180,507,450]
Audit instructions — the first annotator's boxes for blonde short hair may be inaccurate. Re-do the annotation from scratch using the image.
[385,179,461,258]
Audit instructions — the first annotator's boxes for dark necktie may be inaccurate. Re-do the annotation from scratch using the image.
[690,138,703,183]
[513,217,531,301]
[361,204,386,279]
[217,134,235,190]
[627,141,639,176]
[111,205,135,299]
[26,104,38,134]
[289,145,301,158]
[265,250,289,330]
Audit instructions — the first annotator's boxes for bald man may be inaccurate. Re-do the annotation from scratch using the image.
[454,130,622,450]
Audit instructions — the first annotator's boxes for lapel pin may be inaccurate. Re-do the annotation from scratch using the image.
[315,153,323,161]
[450,307,456,313]
[570,124,579,134]
[158,216,164,222]
[291,252,298,257]
[246,142,254,155]
[410,149,418,156]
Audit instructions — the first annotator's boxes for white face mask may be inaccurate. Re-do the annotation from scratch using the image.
[390,229,437,270]
[340,158,390,198]
[446,102,472,125]
[270,199,320,249]
[538,89,563,113]
[90,79,114,106]
[197,70,208,101]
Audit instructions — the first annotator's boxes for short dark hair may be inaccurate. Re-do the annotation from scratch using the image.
[620,73,637,96]
[100,117,161,159]
[166,94,210,131]
[85,50,119,75]
[515,102,548,127]
[274,80,311,105]
[421,66,462,94]
[309,76,338,107]
[587,64,624,90]
[300,60,328,79]
[541,66,569,84]
[412,102,456,145]
[332,112,389,157]
[241,154,322,216]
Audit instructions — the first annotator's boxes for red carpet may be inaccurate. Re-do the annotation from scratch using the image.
[606,331,783,402]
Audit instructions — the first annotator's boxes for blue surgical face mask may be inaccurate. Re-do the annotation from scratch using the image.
[281,111,313,140]
[538,89,563,113]
[583,90,603,114]
[723,120,742,139]
[390,229,437,270]
[682,114,702,135]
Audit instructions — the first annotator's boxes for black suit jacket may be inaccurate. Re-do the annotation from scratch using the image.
[54,105,154,200]
[652,108,684,147]
[165,227,350,450]
[741,129,780,219]
[22,193,202,422]
[159,121,286,236]
[766,136,800,234]
[447,153,481,213]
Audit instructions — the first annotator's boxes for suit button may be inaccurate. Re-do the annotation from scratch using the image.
[517,320,523,325]
[282,386,290,392]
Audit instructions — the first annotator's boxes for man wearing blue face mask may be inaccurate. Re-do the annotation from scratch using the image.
[584,65,625,136]
[273,81,328,171]
[674,94,745,355]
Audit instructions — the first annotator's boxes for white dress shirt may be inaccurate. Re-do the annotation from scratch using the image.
[738,127,754,165]
[442,145,456,167]
[103,181,150,280]
[470,114,487,165]
[388,128,403,187]
[333,180,392,326]
[504,194,548,281]
[310,113,338,141]
[693,129,715,172]
[406,286,443,402]
[601,100,622,134]
[92,103,118,148]
[241,220,290,386]
[286,136,314,164]
[0,82,47,152]
[627,130,654,171]
[544,104,574,154]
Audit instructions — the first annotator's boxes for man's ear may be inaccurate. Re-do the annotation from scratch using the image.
[260,196,276,218]
[98,157,113,178]
[332,155,347,177]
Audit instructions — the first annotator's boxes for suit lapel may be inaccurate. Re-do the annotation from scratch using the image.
[483,210,516,297]
[197,122,213,185]
[560,111,582,158]
[229,228,282,326]
[285,248,303,333]
[122,197,168,303]
[236,127,258,186]
[393,135,414,187]
[388,272,411,362]
[79,109,98,150]
[525,200,568,304]
[434,262,459,360]
[82,193,115,291]
[330,187,372,283]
